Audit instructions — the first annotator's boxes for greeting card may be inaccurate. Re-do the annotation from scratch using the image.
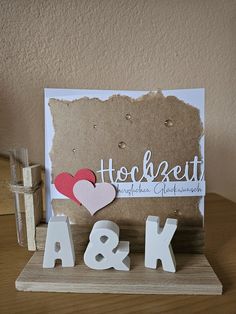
[45,89,205,231]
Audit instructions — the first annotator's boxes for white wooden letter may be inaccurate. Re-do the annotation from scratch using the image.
[84,220,130,271]
[43,216,75,268]
[145,216,177,272]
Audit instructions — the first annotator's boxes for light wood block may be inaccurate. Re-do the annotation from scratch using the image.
[36,224,205,253]
[15,251,222,295]
[23,165,43,251]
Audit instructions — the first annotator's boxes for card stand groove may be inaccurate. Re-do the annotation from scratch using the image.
[35,224,205,253]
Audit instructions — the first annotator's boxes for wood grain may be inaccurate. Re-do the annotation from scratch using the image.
[1,194,236,313]
[23,165,43,251]
[36,224,205,253]
[15,251,222,295]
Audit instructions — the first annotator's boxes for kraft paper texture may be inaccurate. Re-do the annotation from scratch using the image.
[49,92,203,228]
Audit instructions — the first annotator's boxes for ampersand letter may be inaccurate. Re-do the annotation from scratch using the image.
[84,220,130,271]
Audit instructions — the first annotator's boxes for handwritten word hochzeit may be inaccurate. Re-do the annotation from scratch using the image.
[96,150,205,198]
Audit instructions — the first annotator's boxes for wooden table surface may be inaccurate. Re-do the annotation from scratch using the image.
[0,193,236,314]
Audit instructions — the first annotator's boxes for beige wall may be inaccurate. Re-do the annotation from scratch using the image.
[0,0,235,202]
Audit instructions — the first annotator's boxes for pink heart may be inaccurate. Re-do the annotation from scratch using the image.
[73,180,116,215]
[54,169,96,205]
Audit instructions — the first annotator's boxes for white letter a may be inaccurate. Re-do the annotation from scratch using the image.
[43,216,75,268]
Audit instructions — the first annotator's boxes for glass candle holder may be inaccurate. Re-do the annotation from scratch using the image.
[9,148,29,246]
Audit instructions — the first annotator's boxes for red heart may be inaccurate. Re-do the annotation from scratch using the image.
[54,169,96,205]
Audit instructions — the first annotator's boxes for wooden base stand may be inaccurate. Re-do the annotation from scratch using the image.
[16,252,222,295]
[14,174,222,296]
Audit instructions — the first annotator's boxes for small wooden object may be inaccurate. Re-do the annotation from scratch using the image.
[84,220,130,271]
[22,165,42,251]
[145,216,177,272]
